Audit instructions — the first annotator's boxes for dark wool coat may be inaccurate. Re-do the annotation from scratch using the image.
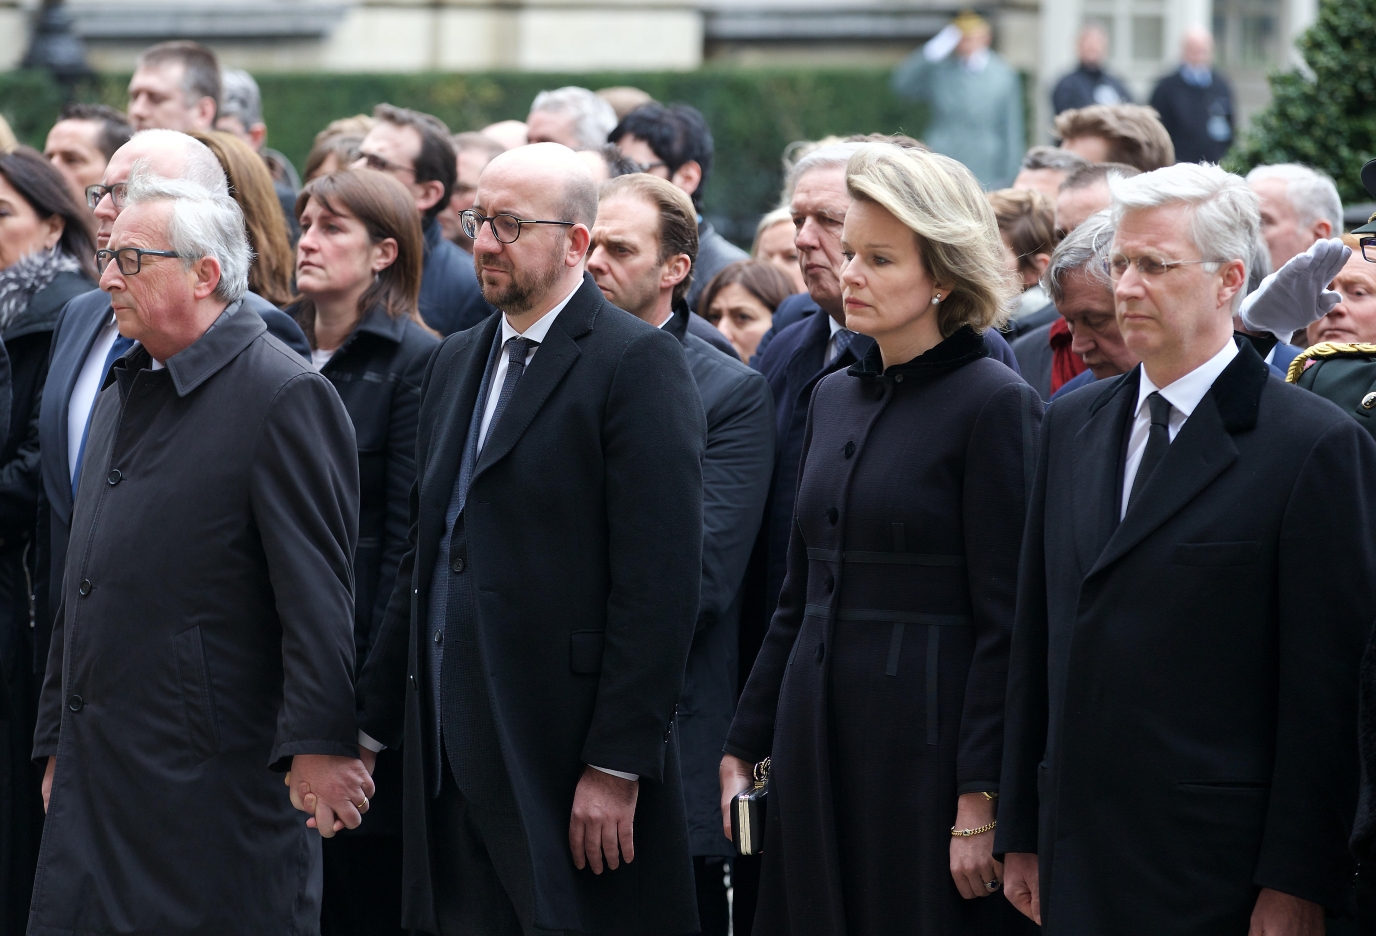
[726,327,1042,936]
[356,275,706,935]
[0,269,76,934]
[29,303,361,936]
[998,342,1376,934]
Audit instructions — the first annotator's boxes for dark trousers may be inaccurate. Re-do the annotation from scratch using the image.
[432,768,565,936]
[732,854,762,936]
[693,856,729,936]
[320,834,406,936]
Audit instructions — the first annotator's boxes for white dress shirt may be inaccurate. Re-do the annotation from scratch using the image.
[67,316,122,483]
[1120,338,1238,518]
[362,282,638,782]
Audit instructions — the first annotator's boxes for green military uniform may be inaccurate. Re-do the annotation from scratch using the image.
[1286,342,1376,439]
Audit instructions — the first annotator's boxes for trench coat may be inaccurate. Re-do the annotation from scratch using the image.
[28,302,361,936]
[998,342,1376,932]
[726,327,1042,935]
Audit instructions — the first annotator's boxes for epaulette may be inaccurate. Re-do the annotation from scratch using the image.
[1285,342,1376,384]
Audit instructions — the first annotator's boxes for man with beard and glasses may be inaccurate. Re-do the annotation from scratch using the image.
[354,143,705,936]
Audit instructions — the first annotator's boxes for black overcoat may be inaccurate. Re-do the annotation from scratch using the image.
[29,303,361,936]
[726,328,1042,936]
[356,274,706,935]
[998,341,1376,933]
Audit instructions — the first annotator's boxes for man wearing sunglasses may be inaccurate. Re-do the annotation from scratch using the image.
[34,130,311,688]
[353,104,491,336]
[1000,162,1376,934]
[355,142,705,936]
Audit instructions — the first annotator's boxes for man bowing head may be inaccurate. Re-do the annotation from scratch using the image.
[30,169,368,936]
[356,142,706,936]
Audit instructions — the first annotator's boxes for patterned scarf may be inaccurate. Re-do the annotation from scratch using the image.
[0,248,81,332]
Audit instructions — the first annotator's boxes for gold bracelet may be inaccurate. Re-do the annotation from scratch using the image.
[951,820,997,837]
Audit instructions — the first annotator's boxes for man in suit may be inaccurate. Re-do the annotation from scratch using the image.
[587,172,773,935]
[609,103,747,313]
[34,128,309,666]
[354,143,705,936]
[354,104,492,336]
[998,162,1376,934]
[1149,28,1235,164]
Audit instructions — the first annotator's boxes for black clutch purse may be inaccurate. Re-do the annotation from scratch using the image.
[731,757,770,856]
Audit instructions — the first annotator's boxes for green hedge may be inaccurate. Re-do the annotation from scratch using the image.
[0,68,927,241]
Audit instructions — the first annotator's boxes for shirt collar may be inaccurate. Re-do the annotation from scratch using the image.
[1135,336,1238,419]
[828,314,846,338]
[499,280,582,345]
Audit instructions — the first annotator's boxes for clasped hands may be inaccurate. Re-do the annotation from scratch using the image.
[284,746,377,837]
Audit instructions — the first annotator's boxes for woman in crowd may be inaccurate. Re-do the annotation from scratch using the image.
[988,187,1058,339]
[1306,233,1376,345]
[700,259,796,362]
[752,206,806,293]
[191,130,295,306]
[287,167,437,936]
[721,143,1040,936]
[0,146,93,932]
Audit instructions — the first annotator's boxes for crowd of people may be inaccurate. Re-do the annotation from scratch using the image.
[0,22,1372,936]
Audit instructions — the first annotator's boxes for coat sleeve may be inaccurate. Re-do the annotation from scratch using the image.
[1001,67,1026,187]
[579,329,706,781]
[0,339,48,536]
[1258,419,1376,905]
[891,49,934,100]
[724,381,821,763]
[957,380,1042,795]
[249,372,361,769]
[994,395,1056,858]
[32,596,65,761]
[697,370,775,636]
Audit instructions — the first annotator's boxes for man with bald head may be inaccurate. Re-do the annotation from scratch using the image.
[1150,27,1235,163]
[35,129,309,664]
[355,143,705,936]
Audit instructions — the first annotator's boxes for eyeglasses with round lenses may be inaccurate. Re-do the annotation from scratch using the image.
[459,210,575,245]
[85,182,129,211]
[1105,254,1225,281]
[96,247,182,275]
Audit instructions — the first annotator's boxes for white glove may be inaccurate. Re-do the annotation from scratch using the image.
[1238,238,1351,343]
[923,24,963,62]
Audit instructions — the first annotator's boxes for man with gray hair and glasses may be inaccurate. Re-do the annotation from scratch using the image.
[29,168,370,934]
[999,161,1376,934]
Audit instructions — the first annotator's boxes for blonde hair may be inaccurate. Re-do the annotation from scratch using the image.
[845,143,1016,334]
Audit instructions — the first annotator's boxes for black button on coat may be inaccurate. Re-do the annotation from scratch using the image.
[727,326,1042,935]
[29,303,360,935]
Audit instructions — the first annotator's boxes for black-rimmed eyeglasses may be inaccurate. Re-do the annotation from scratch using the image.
[96,247,181,275]
[86,183,129,211]
[460,210,575,245]
[1360,236,1376,264]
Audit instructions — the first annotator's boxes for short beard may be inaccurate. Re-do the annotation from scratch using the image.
[474,241,566,316]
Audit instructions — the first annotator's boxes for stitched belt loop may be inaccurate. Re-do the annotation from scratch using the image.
[885,622,904,676]
[926,627,940,745]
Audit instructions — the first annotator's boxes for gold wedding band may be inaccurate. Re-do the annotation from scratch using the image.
[356,798,368,810]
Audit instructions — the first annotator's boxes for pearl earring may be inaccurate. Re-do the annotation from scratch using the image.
[931,294,941,306]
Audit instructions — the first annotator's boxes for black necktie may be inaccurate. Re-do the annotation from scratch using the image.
[1127,391,1172,511]
[483,336,535,451]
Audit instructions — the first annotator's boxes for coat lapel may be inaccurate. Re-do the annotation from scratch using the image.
[1084,341,1270,577]
[1069,369,1138,576]
[50,300,115,527]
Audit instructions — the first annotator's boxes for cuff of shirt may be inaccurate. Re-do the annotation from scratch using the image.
[358,730,385,753]
[591,765,639,781]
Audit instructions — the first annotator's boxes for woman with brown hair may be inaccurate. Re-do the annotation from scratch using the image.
[288,167,438,936]
[189,129,295,306]
[700,259,797,362]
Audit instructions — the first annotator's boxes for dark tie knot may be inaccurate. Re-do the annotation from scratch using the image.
[1147,391,1172,429]
[507,336,536,363]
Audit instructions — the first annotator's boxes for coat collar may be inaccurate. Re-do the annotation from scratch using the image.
[108,299,266,397]
[1080,337,1269,576]
[662,298,690,344]
[846,324,987,383]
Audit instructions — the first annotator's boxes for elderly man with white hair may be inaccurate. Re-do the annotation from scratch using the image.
[997,162,1376,935]
[29,169,369,934]
[1246,164,1343,273]
[526,85,618,149]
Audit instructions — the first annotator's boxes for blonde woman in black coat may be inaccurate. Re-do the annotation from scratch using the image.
[722,143,1042,935]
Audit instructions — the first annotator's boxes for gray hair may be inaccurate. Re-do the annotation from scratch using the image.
[127,129,230,196]
[218,68,263,129]
[1021,145,1090,173]
[124,168,250,304]
[1043,209,1114,305]
[1245,163,1343,237]
[1109,163,1260,312]
[786,142,866,197]
[529,87,617,149]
